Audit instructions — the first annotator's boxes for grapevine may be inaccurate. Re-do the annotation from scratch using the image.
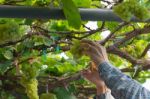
[0,19,22,44]
[20,62,41,99]
[20,78,39,99]
[113,0,150,21]
[0,0,150,98]
[70,40,83,59]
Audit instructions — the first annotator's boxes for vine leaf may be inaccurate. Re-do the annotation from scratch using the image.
[61,0,81,29]
[72,0,92,8]
[24,19,34,25]
[2,50,13,60]
[0,61,12,75]
[146,1,150,9]
[53,87,77,99]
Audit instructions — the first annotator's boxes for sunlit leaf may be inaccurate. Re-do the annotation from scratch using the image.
[61,0,81,29]
[72,0,91,8]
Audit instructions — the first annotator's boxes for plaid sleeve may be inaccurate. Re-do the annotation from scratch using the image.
[98,62,150,99]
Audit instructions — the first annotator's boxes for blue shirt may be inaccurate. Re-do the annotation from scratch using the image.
[96,62,150,99]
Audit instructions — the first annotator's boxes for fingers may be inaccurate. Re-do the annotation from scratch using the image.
[81,69,91,78]
[81,42,104,66]
[90,61,98,71]
[81,43,97,52]
[81,39,104,51]
[81,39,99,50]
[81,39,107,57]
[81,69,91,74]
[80,39,108,66]
[81,39,97,46]
[81,68,97,76]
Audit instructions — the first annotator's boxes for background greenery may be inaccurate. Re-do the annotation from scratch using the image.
[0,0,150,99]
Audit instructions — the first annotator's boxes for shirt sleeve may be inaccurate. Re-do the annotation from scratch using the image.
[98,62,150,99]
[93,91,114,99]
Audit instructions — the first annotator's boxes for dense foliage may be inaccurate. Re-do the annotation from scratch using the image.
[0,0,150,99]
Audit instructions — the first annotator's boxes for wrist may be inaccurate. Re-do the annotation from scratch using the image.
[96,60,108,67]
[96,85,107,95]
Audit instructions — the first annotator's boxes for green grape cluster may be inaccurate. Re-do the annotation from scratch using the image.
[40,93,57,99]
[70,40,83,59]
[21,63,40,79]
[113,0,150,21]
[20,78,39,99]
[0,19,21,44]
[123,40,147,58]
[20,62,40,99]
[123,45,140,58]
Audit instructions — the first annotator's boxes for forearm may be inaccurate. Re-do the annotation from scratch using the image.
[98,62,150,99]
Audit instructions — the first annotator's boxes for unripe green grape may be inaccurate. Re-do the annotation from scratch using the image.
[20,78,39,99]
[134,6,150,21]
[113,0,150,21]
[70,40,82,59]
[113,2,132,21]
[27,66,39,79]
[0,20,21,44]
[20,62,40,99]
[21,63,40,79]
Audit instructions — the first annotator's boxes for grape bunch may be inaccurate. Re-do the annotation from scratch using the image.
[70,40,83,59]
[113,0,150,21]
[20,62,40,99]
[0,19,21,44]
[20,78,39,99]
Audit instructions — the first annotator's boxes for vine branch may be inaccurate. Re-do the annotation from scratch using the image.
[140,43,150,58]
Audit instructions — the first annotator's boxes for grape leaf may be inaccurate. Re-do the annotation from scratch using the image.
[0,0,4,4]
[53,87,77,99]
[146,1,150,9]
[0,61,12,75]
[72,0,91,8]
[24,19,34,25]
[61,0,81,29]
[2,50,13,60]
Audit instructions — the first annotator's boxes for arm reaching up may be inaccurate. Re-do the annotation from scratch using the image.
[81,62,114,99]
[81,40,150,99]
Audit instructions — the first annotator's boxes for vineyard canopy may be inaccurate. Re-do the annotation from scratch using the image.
[0,0,150,99]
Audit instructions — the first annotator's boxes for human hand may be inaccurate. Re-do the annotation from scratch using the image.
[81,62,108,94]
[81,40,109,67]
[81,69,104,87]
